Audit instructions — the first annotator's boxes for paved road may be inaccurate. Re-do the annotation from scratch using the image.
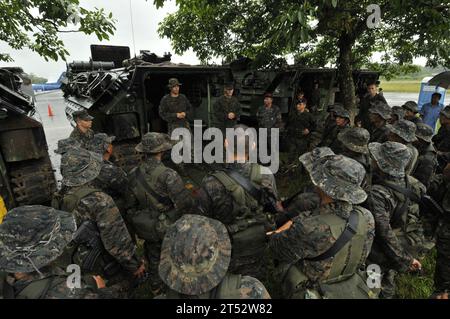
[384,92,450,107]
[34,90,72,181]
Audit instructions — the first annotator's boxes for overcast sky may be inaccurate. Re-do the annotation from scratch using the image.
[0,0,427,82]
[0,0,203,82]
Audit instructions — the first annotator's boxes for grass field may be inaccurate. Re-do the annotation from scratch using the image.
[380,79,450,94]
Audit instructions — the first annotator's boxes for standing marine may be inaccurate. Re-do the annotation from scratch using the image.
[213,83,242,133]
[69,109,95,148]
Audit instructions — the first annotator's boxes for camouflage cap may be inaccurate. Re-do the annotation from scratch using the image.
[440,105,450,119]
[310,155,367,204]
[0,205,76,273]
[61,148,103,187]
[333,107,350,119]
[299,147,335,173]
[159,214,231,296]
[168,78,182,88]
[386,119,418,143]
[415,123,433,143]
[368,141,411,178]
[337,127,370,154]
[72,109,94,121]
[369,101,392,120]
[402,101,419,113]
[135,132,174,154]
[87,133,116,154]
[54,137,82,155]
[391,106,406,120]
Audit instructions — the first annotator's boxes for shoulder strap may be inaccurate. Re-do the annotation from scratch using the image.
[306,210,359,262]
[225,169,262,201]
[135,166,169,204]
[15,277,55,299]
[379,179,420,202]
[62,187,101,212]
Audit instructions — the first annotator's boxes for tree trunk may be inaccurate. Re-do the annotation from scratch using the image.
[337,34,357,123]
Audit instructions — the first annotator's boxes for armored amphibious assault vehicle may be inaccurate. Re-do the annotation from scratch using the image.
[0,67,56,218]
[62,45,379,176]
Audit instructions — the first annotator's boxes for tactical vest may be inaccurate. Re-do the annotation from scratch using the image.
[406,144,419,176]
[211,164,267,259]
[59,187,121,279]
[164,273,243,299]
[57,187,102,213]
[281,206,372,299]
[127,164,176,242]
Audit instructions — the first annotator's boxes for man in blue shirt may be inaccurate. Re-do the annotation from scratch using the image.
[420,92,444,132]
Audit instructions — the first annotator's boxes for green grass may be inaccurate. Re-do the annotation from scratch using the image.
[396,249,436,299]
[380,79,450,94]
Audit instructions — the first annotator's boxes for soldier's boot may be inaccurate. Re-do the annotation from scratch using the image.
[144,241,166,296]
[380,269,397,299]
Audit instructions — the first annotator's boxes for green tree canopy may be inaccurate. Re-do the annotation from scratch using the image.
[0,0,116,62]
[156,0,449,110]
[29,73,48,84]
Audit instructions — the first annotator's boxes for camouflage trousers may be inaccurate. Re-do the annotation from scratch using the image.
[144,241,165,294]
[435,220,450,292]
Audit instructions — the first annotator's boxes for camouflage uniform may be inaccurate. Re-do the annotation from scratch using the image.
[86,133,129,211]
[60,149,141,296]
[159,78,193,135]
[319,107,350,153]
[402,101,423,125]
[214,94,242,131]
[157,214,270,299]
[357,92,387,130]
[386,119,419,175]
[287,108,316,158]
[338,127,372,192]
[54,138,82,155]
[256,104,283,129]
[269,155,375,299]
[197,162,278,279]
[0,205,113,299]
[365,142,426,298]
[434,175,450,293]
[368,102,391,143]
[69,109,95,148]
[432,106,450,169]
[126,132,195,293]
[389,106,406,124]
[413,123,438,189]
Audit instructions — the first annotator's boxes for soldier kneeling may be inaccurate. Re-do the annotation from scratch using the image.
[268,155,376,299]
[155,214,271,299]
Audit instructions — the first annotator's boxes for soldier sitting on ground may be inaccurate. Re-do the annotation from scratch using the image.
[337,127,372,192]
[319,106,350,153]
[156,214,271,299]
[69,109,95,148]
[126,132,195,295]
[0,205,114,299]
[368,101,391,143]
[86,133,129,212]
[197,124,280,280]
[386,119,419,176]
[389,106,406,125]
[59,148,145,297]
[412,123,438,190]
[364,142,425,299]
[402,101,423,125]
[268,155,376,299]
[432,105,450,171]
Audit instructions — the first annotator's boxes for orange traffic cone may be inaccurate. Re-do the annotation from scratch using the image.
[48,104,54,117]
